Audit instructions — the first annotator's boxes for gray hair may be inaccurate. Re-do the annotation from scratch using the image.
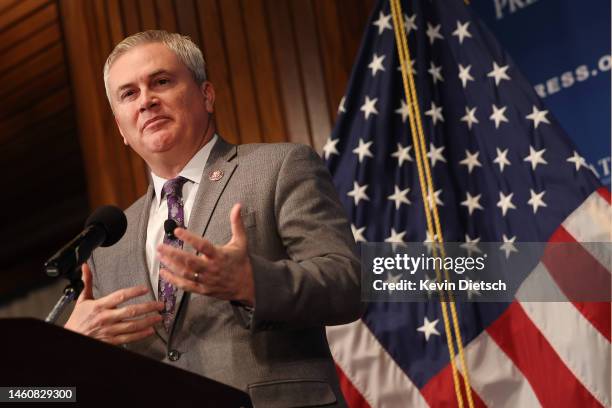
[103,30,207,103]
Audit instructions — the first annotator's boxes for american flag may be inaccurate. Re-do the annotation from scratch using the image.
[324,0,611,406]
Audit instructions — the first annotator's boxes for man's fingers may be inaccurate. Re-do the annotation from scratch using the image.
[159,269,203,294]
[78,263,94,301]
[98,285,150,309]
[107,327,156,345]
[173,228,216,257]
[106,301,164,323]
[104,314,162,336]
[229,203,247,246]
[157,245,207,279]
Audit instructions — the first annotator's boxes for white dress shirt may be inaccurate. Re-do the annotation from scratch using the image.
[145,134,218,297]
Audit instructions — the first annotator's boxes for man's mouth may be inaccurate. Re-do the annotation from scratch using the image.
[142,116,170,132]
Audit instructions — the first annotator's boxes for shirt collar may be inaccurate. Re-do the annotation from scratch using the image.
[151,134,218,206]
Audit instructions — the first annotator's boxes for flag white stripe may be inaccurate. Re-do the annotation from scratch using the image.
[327,320,429,408]
[517,262,611,407]
[562,191,612,268]
[455,331,542,407]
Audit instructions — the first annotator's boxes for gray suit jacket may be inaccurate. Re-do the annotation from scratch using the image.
[89,138,362,407]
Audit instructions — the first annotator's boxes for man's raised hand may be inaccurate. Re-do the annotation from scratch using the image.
[64,263,164,345]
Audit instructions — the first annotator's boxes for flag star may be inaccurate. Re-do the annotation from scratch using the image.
[523,146,547,170]
[527,189,547,213]
[391,143,413,166]
[368,53,386,77]
[385,272,403,284]
[428,61,444,84]
[461,192,483,215]
[423,274,436,297]
[459,149,482,173]
[490,104,509,129]
[567,151,587,171]
[360,96,379,119]
[397,59,416,75]
[395,99,411,123]
[425,101,444,125]
[338,96,346,114]
[351,224,367,243]
[417,317,441,341]
[322,137,339,159]
[347,182,369,205]
[385,228,406,243]
[427,143,446,167]
[352,138,374,162]
[461,234,482,255]
[372,11,392,34]
[496,191,516,216]
[452,20,472,44]
[426,188,444,208]
[461,106,479,130]
[457,64,474,88]
[467,280,481,299]
[424,230,438,244]
[388,185,411,209]
[426,22,444,45]
[525,105,550,129]
[423,230,439,253]
[493,147,511,172]
[404,13,418,34]
[487,62,511,85]
[500,234,518,259]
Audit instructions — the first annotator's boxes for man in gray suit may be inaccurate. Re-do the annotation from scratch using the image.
[64,30,361,407]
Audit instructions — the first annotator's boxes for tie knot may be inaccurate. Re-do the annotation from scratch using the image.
[162,176,188,199]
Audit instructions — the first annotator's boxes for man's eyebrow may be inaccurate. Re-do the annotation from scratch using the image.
[115,70,174,94]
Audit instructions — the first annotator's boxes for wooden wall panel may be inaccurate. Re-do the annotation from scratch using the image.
[217,0,262,144]
[0,0,89,301]
[197,0,239,143]
[265,0,311,146]
[174,0,200,45]
[290,0,332,151]
[241,0,287,143]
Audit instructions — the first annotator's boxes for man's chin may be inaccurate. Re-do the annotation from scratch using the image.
[144,133,176,153]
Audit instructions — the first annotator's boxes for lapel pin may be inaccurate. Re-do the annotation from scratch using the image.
[209,169,224,181]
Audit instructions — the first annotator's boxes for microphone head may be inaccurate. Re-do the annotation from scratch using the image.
[85,205,128,247]
[164,219,178,238]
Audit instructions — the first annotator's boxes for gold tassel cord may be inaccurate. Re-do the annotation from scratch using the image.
[389,1,475,407]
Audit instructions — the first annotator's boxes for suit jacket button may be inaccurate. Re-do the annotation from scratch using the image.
[168,349,180,361]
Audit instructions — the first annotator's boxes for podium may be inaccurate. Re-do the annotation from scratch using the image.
[0,318,251,407]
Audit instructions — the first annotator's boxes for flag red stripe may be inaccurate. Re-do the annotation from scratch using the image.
[596,187,611,204]
[420,363,488,408]
[335,363,372,408]
[487,302,604,407]
[546,226,611,341]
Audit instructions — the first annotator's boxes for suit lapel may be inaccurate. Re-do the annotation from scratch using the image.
[169,137,238,341]
[128,184,170,343]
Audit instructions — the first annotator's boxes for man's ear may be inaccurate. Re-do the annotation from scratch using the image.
[114,116,129,146]
[200,81,216,114]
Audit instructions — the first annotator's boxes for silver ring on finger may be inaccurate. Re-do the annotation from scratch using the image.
[193,272,199,282]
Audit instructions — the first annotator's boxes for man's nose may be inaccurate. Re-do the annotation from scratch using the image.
[139,90,159,113]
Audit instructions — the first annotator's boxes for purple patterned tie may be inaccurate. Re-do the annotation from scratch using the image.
[159,176,188,332]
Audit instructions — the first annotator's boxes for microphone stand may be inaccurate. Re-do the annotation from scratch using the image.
[45,269,84,324]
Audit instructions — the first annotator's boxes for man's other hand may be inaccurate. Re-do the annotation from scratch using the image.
[64,263,164,345]
[156,203,255,307]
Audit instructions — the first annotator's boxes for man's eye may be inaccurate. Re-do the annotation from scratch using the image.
[121,90,135,99]
[157,78,170,85]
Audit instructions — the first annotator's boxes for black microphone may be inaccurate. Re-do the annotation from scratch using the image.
[164,219,178,240]
[44,205,128,278]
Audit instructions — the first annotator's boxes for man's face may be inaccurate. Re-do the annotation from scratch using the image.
[107,42,214,164]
